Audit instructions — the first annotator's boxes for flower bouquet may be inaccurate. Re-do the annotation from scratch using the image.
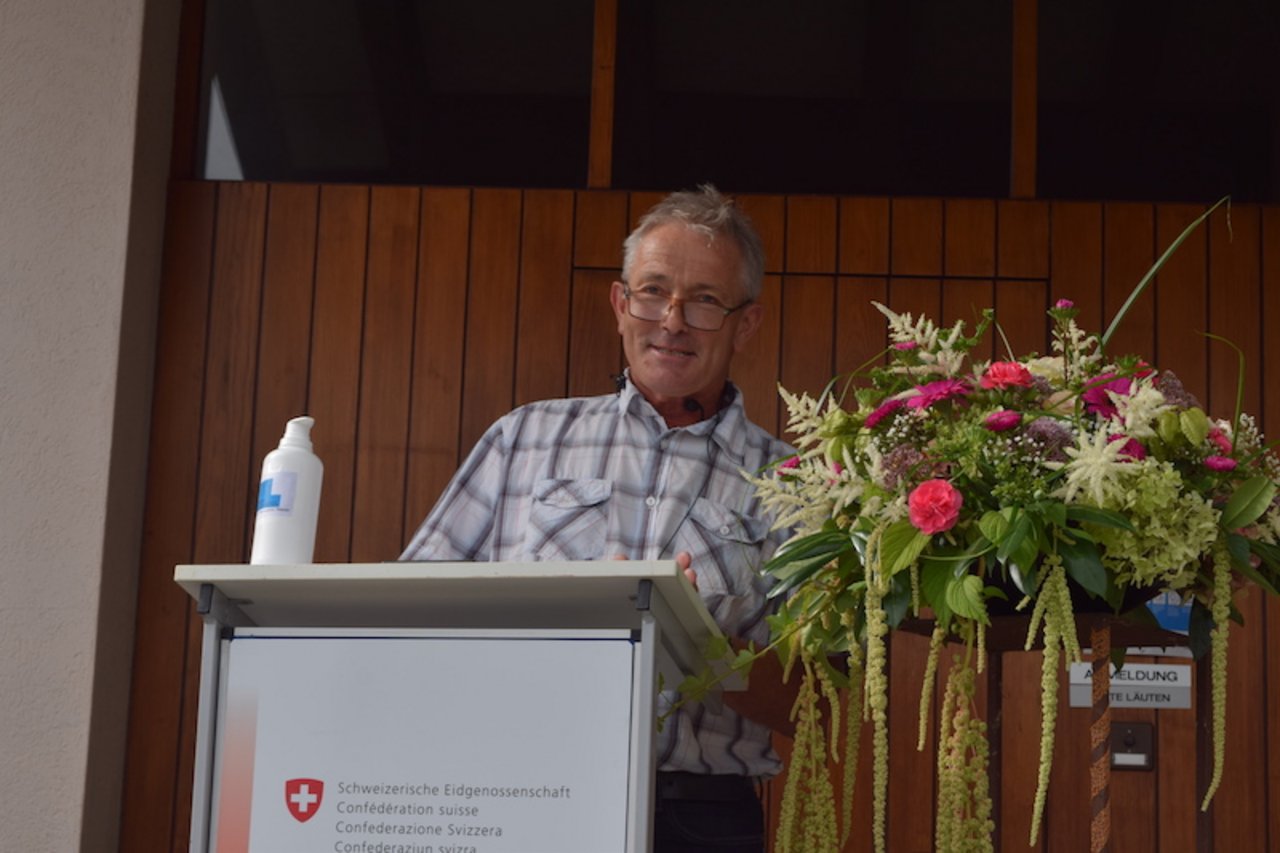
[748,198,1280,852]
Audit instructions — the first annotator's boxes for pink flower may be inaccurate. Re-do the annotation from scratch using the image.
[1081,373,1131,418]
[864,398,905,429]
[1055,299,1075,309]
[909,479,963,535]
[907,379,971,410]
[894,341,918,351]
[1205,455,1237,472]
[1208,427,1233,454]
[980,361,1034,390]
[1109,433,1146,461]
[984,410,1022,432]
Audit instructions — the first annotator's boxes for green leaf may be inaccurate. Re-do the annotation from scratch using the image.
[1156,410,1183,447]
[1066,505,1135,532]
[1038,501,1068,529]
[1188,600,1215,660]
[945,574,987,624]
[883,572,912,627]
[979,510,1011,546]
[1180,408,1211,448]
[1057,538,1108,598]
[1220,475,1276,531]
[1229,535,1280,596]
[920,560,955,625]
[880,519,930,577]
[704,634,731,661]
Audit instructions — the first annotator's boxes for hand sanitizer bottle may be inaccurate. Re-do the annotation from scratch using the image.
[250,416,324,565]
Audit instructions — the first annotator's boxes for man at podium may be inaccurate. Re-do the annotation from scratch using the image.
[402,185,794,852]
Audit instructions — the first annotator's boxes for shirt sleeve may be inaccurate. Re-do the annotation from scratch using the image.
[398,417,510,561]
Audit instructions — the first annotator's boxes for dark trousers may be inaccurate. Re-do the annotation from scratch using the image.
[653,771,765,853]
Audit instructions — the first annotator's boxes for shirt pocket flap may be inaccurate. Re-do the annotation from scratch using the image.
[689,497,768,545]
[533,477,612,509]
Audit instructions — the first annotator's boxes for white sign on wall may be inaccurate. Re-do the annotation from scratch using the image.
[211,633,635,853]
[1068,662,1192,709]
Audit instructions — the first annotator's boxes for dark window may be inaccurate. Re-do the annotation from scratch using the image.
[1039,0,1279,203]
[199,0,594,186]
[612,0,1013,196]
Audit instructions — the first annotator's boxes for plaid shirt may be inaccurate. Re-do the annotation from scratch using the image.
[401,377,793,777]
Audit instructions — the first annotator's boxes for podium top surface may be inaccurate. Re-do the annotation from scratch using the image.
[174,561,720,643]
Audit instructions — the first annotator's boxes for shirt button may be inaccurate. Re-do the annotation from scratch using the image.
[645,496,658,508]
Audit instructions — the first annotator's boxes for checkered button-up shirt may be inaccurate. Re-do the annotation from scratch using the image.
[401,378,793,777]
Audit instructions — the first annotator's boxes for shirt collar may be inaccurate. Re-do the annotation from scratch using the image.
[616,371,749,463]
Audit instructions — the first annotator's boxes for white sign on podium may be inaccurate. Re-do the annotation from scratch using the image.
[175,561,727,853]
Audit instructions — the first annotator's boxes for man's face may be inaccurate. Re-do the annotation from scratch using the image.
[610,223,762,409]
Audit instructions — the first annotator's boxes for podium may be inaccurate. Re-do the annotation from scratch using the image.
[175,561,728,853]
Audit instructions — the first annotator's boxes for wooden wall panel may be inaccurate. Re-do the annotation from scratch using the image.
[123,187,1280,853]
[734,274,782,438]
[460,189,522,453]
[404,187,470,539]
[515,189,575,406]
[310,185,370,562]
[351,186,420,561]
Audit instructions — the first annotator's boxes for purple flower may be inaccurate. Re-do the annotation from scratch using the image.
[1055,298,1075,309]
[1109,433,1146,461]
[1082,373,1132,418]
[1025,417,1073,462]
[894,341,918,351]
[985,410,1022,432]
[907,378,971,410]
[1205,455,1237,472]
[864,398,905,429]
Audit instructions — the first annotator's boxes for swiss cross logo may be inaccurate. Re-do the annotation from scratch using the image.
[285,778,324,822]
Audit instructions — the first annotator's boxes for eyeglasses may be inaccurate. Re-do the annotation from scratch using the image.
[621,284,752,332]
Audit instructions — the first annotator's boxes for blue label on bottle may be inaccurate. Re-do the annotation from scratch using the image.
[257,472,297,516]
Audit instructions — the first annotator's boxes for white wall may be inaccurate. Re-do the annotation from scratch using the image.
[0,0,178,850]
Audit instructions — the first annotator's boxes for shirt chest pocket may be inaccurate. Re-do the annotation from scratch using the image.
[526,478,612,561]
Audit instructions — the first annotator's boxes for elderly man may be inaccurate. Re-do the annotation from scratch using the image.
[401,185,793,852]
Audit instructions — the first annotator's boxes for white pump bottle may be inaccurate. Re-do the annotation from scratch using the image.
[250,416,324,565]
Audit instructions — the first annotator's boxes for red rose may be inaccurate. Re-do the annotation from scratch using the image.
[980,361,1034,390]
[908,479,963,535]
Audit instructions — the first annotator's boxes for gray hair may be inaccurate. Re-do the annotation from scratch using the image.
[621,184,765,301]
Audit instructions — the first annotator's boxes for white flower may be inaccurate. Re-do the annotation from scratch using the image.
[1048,429,1134,506]
[1114,377,1172,439]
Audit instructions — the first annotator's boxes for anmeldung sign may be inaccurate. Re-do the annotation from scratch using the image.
[1067,662,1192,709]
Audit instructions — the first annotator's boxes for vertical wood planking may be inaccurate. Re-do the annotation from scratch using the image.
[834,278,889,377]
[1000,651,1046,851]
[350,186,420,561]
[779,276,835,402]
[1207,205,1266,852]
[309,185,370,562]
[459,189,523,454]
[1049,202,1105,332]
[785,196,838,273]
[941,279,995,361]
[1010,0,1038,199]
[574,190,628,268]
[1102,203,1156,361]
[1154,205,1210,402]
[1109,707,1157,853]
[193,182,268,564]
[404,188,471,539]
[1264,207,1280,853]
[886,632,935,852]
[738,194,786,277]
[251,184,319,529]
[118,182,215,853]
[568,269,623,396]
[890,199,943,277]
[1046,673,1092,852]
[995,280,1049,357]
[734,274,782,436]
[945,199,997,278]
[587,0,617,188]
[840,197,890,276]
[997,200,1050,281]
[515,190,576,406]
